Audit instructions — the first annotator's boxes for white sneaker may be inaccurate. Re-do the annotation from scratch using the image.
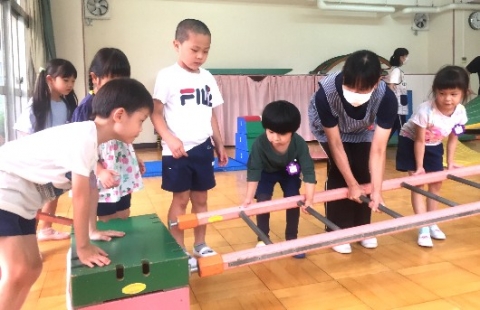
[360,237,378,249]
[256,241,266,248]
[186,253,198,269]
[418,227,433,247]
[332,243,352,254]
[429,225,446,240]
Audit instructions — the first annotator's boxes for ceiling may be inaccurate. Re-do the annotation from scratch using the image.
[170,0,480,5]
[167,0,480,13]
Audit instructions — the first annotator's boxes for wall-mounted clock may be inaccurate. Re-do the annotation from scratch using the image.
[468,11,480,30]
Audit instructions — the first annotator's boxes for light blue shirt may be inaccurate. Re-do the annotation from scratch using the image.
[14,98,68,133]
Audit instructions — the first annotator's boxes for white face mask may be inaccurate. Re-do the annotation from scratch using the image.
[342,86,373,107]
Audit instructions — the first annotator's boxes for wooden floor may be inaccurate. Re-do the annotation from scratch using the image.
[23,142,480,310]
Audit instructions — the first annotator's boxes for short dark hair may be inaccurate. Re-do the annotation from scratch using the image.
[432,65,470,104]
[261,100,301,134]
[88,47,131,92]
[175,19,211,43]
[92,78,153,118]
[342,50,382,91]
[389,48,409,67]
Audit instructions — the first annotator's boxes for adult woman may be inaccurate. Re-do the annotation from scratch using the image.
[308,50,397,254]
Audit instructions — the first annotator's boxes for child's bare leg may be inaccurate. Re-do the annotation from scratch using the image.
[37,198,69,241]
[411,189,426,214]
[115,208,130,220]
[37,198,59,230]
[98,214,116,222]
[168,191,190,248]
[409,171,427,215]
[98,209,130,222]
[427,181,442,212]
[190,190,208,246]
[0,235,42,310]
[426,181,446,239]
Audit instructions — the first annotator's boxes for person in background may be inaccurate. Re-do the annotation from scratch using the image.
[14,58,77,242]
[466,55,480,95]
[308,50,397,254]
[384,47,409,140]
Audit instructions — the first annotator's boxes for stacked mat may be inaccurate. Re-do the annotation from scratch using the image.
[143,157,246,178]
[235,116,264,164]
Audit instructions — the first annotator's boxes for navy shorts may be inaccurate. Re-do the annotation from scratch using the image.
[0,209,36,236]
[255,170,302,200]
[162,139,215,192]
[97,194,132,216]
[396,135,444,173]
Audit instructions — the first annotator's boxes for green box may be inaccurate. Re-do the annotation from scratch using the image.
[70,214,189,308]
[237,119,264,136]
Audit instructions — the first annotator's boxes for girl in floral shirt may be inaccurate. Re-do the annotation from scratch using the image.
[72,48,145,222]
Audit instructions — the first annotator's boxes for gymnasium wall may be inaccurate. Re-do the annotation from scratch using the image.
[50,0,480,144]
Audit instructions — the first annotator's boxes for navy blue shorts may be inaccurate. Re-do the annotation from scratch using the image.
[255,170,302,200]
[162,139,215,192]
[396,136,444,173]
[97,194,132,216]
[0,209,36,236]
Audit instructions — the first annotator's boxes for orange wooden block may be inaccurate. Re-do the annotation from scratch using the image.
[198,254,224,277]
[176,213,199,230]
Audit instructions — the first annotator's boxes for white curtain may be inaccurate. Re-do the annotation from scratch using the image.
[26,0,46,97]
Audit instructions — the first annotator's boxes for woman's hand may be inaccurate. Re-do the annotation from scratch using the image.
[347,184,365,204]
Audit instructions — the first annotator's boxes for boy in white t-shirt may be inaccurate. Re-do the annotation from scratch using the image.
[151,19,228,267]
[0,78,153,310]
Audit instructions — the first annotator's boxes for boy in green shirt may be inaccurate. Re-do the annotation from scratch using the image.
[242,100,317,258]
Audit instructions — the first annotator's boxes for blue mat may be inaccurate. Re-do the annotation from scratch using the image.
[143,157,247,177]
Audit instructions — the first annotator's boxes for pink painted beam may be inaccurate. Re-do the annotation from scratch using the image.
[172,165,480,230]
[198,200,480,277]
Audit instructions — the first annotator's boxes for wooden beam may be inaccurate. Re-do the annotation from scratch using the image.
[37,212,73,226]
[172,165,480,230]
[197,200,480,277]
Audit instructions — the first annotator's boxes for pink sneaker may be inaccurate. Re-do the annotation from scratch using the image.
[37,227,70,241]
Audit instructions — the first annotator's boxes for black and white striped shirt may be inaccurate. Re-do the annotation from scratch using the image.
[308,72,397,143]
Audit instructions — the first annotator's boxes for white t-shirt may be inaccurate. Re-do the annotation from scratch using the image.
[384,67,408,115]
[400,100,468,146]
[0,121,99,218]
[152,63,224,155]
[14,98,68,133]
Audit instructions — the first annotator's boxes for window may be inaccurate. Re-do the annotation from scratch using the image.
[0,0,28,145]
